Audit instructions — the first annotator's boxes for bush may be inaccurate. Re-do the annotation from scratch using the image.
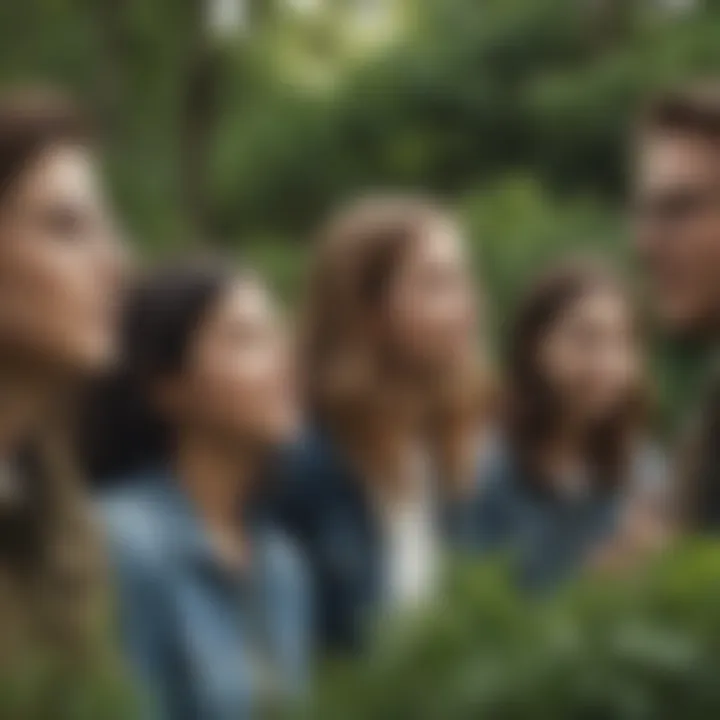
[0,656,136,720]
[308,543,720,720]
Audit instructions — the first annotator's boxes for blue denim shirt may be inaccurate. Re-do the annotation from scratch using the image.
[101,471,311,720]
[272,427,475,655]
[464,438,665,591]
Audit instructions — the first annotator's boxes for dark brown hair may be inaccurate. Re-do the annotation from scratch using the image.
[640,82,720,140]
[0,87,93,202]
[302,194,492,494]
[506,258,647,493]
[81,257,239,481]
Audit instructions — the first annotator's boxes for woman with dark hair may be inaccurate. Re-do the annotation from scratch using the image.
[275,195,493,654]
[98,260,310,720]
[470,259,668,590]
[0,88,124,665]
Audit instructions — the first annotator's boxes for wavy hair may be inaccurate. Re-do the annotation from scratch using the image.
[301,194,493,494]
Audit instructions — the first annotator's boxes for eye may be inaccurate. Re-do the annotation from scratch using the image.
[40,203,84,239]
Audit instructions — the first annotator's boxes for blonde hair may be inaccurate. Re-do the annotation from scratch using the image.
[301,194,493,494]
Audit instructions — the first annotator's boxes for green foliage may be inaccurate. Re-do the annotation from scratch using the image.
[308,543,720,720]
[461,177,623,322]
[244,235,309,302]
[2,0,720,244]
[213,0,720,238]
[0,655,136,720]
[0,0,716,411]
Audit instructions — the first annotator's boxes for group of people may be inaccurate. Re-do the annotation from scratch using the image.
[0,81,718,719]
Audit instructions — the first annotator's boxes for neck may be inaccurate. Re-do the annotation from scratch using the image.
[353,412,422,501]
[0,365,59,458]
[174,432,255,538]
[537,421,587,480]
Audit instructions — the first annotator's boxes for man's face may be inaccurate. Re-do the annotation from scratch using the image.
[633,131,720,335]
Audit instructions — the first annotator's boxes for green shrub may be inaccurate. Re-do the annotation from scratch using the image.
[308,543,720,720]
[0,656,136,720]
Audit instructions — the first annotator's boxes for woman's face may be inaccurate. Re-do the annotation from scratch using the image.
[175,277,298,448]
[0,143,125,375]
[382,220,480,378]
[537,288,642,426]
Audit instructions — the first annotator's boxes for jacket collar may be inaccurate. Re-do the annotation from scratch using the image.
[143,468,262,581]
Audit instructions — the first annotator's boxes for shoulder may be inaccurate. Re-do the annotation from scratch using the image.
[456,432,523,550]
[98,474,178,572]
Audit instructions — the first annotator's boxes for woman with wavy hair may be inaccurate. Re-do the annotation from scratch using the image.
[0,88,125,673]
[470,259,669,591]
[276,194,493,653]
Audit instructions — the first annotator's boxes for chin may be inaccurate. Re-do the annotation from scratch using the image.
[231,409,301,452]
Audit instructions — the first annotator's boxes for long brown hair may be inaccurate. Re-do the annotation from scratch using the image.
[301,194,492,494]
[505,258,647,493]
[0,88,106,660]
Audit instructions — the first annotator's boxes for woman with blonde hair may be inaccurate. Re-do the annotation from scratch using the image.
[275,194,493,653]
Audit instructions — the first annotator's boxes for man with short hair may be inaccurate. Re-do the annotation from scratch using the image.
[632,83,720,528]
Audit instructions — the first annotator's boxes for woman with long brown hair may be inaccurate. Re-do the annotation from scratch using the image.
[0,89,125,666]
[275,194,492,653]
[470,259,667,590]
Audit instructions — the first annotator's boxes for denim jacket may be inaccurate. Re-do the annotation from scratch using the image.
[100,471,310,720]
[464,437,666,591]
[271,427,476,655]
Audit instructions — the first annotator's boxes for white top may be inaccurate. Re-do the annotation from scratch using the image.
[373,452,440,611]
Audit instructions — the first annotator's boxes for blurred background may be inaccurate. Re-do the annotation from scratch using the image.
[5,0,719,424]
